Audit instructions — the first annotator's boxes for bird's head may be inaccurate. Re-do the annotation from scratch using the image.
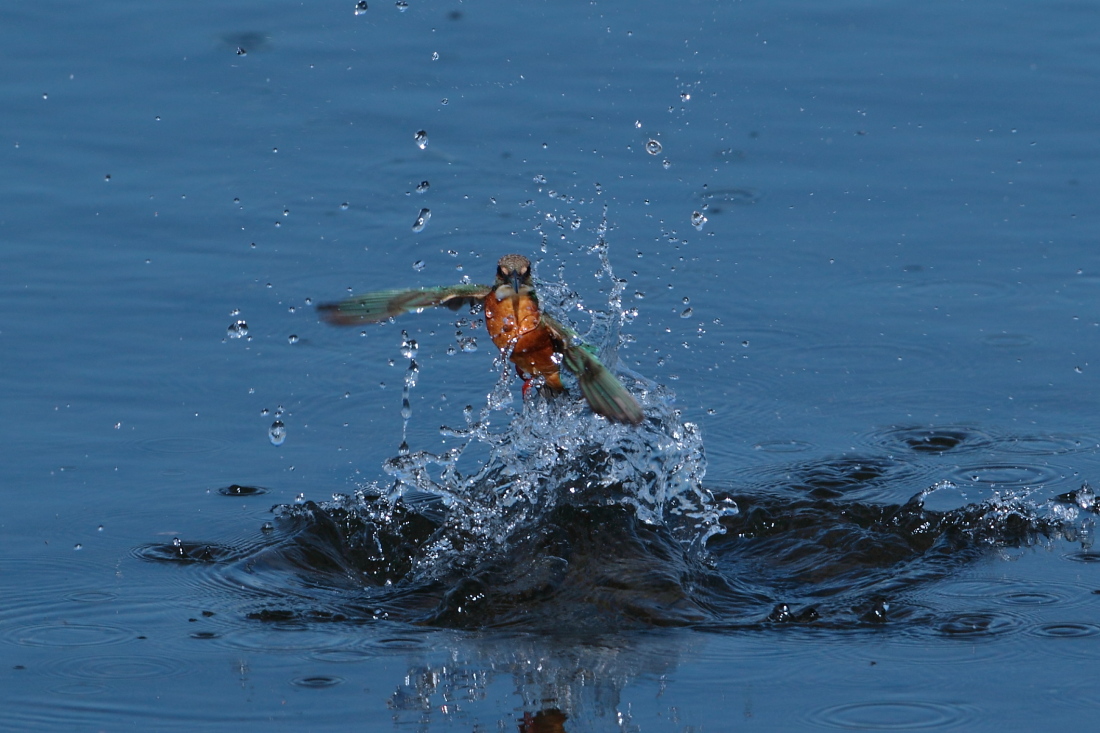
[495,254,532,295]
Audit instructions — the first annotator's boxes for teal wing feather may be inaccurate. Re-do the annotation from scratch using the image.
[317,284,492,325]
[541,314,644,425]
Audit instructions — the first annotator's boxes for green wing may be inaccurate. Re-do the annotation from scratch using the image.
[317,284,492,326]
[541,314,644,425]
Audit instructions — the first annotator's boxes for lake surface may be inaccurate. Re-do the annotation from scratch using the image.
[2,0,1099,730]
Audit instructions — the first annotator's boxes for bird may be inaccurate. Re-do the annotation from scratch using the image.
[317,254,644,425]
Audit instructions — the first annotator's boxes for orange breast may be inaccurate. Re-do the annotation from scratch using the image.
[483,290,564,391]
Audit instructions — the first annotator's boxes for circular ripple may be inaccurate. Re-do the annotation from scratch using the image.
[1065,552,1100,564]
[946,462,1065,489]
[135,437,228,455]
[752,440,815,454]
[936,578,1089,609]
[8,623,136,648]
[1030,622,1100,639]
[213,628,346,653]
[291,675,344,688]
[45,654,187,680]
[132,541,240,564]
[980,333,1035,348]
[867,425,993,456]
[1001,591,1063,606]
[935,612,1021,638]
[309,648,375,663]
[995,434,1100,456]
[808,701,976,730]
[65,590,119,604]
[359,636,432,654]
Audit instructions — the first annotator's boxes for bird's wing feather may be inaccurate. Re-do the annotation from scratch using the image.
[317,284,492,325]
[542,314,644,425]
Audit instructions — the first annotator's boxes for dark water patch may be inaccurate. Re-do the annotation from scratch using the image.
[291,675,344,688]
[700,186,759,214]
[217,484,268,497]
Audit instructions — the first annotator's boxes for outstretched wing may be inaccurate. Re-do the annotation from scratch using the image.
[541,314,644,425]
[317,284,493,326]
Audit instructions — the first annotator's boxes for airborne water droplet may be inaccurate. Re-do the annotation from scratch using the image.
[268,420,286,446]
[414,130,428,149]
[691,211,707,230]
[288,334,299,344]
[412,208,431,232]
[354,0,368,15]
[645,139,662,155]
[412,259,425,271]
[227,320,248,338]
[416,180,430,193]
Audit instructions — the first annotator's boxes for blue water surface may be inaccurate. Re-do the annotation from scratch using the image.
[2,0,1099,730]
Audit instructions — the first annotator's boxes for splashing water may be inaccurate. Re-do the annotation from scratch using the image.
[362,227,724,585]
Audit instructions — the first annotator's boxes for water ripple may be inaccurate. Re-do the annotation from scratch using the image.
[807,700,978,730]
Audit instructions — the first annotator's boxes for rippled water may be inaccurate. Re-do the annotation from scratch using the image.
[4,0,1100,730]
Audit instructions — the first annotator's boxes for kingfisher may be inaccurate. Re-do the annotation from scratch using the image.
[318,254,644,425]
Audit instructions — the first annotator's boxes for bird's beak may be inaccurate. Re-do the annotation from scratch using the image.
[509,271,522,294]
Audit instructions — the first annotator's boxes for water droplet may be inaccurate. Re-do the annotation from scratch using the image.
[645,139,662,155]
[634,120,642,129]
[340,202,349,210]
[533,174,547,185]
[261,521,274,532]
[459,337,477,353]
[104,174,111,182]
[354,0,368,14]
[268,420,286,446]
[431,51,439,61]
[662,159,672,169]
[634,291,645,300]
[680,92,691,102]
[412,260,425,271]
[680,307,693,318]
[416,180,430,193]
[396,0,408,10]
[287,334,299,344]
[412,208,431,232]
[73,543,82,551]
[294,492,305,503]
[414,130,428,149]
[236,46,247,56]
[691,211,707,230]
[227,320,248,338]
